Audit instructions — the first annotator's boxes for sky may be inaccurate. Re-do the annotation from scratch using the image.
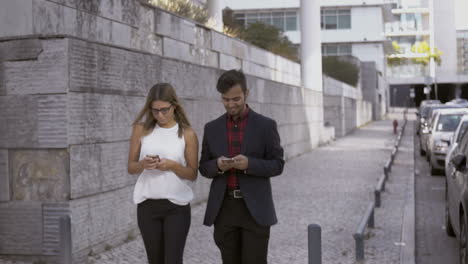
[455,0,468,30]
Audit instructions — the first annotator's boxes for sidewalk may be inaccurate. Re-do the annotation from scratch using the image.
[87,118,414,264]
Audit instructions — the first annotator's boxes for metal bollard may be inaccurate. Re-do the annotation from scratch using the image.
[354,202,376,262]
[308,224,321,264]
[375,174,386,208]
[374,189,381,208]
[368,208,375,228]
[353,233,364,261]
[59,215,72,264]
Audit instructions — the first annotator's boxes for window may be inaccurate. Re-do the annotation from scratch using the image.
[321,9,351,30]
[258,13,271,25]
[456,122,468,143]
[272,12,284,29]
[233,11,298,32]
[322,44,353,56]
[460,126,468,153]
[436,114,463,132]
[285,12,297,31]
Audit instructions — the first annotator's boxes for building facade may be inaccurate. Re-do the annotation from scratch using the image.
[458,30,468,75]
[386,0,468,106]
[224,0,394,74]
[224,0,391,119]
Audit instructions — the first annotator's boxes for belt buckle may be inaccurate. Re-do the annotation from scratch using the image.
[233,189,242,199]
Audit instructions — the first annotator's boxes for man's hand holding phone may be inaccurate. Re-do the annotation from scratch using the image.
[217,156,235,172]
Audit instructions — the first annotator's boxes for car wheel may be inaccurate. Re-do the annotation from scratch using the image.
[460,214,468,264]
[445,187,455,236]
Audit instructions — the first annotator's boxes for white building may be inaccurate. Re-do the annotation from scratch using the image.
[385,0,468,106]
[223,0,395,74]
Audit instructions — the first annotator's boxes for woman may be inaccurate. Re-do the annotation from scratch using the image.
[128,83,198,264]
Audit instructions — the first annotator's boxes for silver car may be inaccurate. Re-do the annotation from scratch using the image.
[428,108,468,174]
[445,115,468,178]
[420,104,458,156]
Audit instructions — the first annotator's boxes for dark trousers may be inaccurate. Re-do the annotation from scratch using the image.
[214,194,271,264]
[137,199,191,264]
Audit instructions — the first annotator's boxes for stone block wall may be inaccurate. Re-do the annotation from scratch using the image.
[323,76,372,137]
[361,61,388,120]
[0,36,321,263]
[0,0,301,87]
[0,0,364,262]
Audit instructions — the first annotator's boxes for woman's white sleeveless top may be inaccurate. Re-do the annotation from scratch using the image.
[133,124,193,205]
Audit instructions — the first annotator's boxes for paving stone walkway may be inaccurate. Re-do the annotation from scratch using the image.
[0,118,415,264]
[86,119,413,264]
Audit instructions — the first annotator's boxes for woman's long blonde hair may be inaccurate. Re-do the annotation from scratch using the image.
[133,83,191,138]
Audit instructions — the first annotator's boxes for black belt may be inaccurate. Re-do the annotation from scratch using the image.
[226,189,243,199]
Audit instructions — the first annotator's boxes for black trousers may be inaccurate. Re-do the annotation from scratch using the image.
[137,199,191,264]
[214,194,271,264]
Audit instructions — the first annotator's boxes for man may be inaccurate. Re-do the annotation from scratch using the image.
[199,69,284,264]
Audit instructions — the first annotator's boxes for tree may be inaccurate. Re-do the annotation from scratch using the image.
[410,41,442,66]
[322,56,360,87]
[222,9,299,61]
[387,41,407,67]
[387,40,442,67]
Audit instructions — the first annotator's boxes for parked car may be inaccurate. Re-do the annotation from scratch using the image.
[445,115,468,178]
[417,103,441,136]
[446,98,468,106]
[445,130,468,263]
[427,108,468,174]
[419,104,461,156]
[420,99,442,107]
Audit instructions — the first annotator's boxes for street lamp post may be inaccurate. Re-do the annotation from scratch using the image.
[429,0,437,100]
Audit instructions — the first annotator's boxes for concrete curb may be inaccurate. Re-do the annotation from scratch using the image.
[400,122,416,264]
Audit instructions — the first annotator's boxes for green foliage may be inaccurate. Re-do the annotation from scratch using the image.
[223,7,243,30]
[387,41,442,67]
[387,41,407,66]
[322,56,360,87]
[222,9,299,61]
[410,41,442,66]
[148,0,209,24]
[240,22,298,61]
[240,22,282,49]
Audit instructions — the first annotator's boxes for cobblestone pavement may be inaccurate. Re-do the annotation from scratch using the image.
[0,119,413,264]
[83,119,414,264]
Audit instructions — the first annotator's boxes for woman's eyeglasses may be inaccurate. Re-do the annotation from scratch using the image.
[151,105,172,115]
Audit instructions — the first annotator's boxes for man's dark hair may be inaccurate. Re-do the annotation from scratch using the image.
[216,69,247,94]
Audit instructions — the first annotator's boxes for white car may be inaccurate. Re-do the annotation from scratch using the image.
[427,108,468,175]
[445,115,468,177]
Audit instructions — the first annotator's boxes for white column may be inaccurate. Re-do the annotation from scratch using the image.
[207,0,223,32]
[429,0,437,98]
[300,0,323,92]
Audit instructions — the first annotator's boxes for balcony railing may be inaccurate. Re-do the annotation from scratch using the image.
[386,63,429,78]
[385,21,429,36]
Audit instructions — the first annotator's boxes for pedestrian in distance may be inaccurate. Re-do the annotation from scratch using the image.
[127,83,198,264]
[199,69,285,264]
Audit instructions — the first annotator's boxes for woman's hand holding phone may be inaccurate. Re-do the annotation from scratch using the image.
[142,155,160,170]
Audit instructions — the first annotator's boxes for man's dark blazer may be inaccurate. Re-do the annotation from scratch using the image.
[199,109,285,227]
